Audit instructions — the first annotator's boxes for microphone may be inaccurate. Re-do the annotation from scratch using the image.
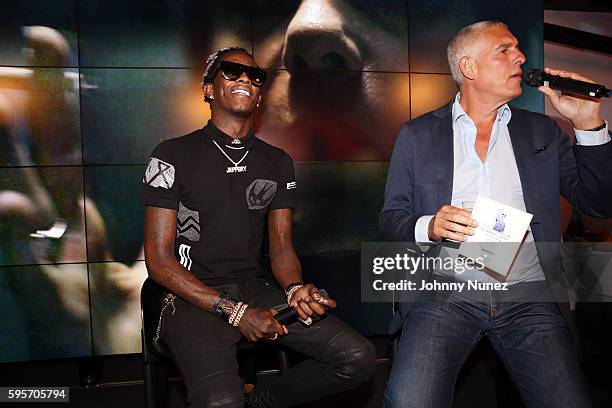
[522,69,611,98]
[274,289,330,325]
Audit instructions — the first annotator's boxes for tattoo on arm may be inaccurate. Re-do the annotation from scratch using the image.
[144,206,219,312]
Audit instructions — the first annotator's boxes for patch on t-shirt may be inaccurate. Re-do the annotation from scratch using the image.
[246,179,277,209]
[143,157,175,189]
[176,202,200,241]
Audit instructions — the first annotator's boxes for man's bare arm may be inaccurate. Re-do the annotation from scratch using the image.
[268,208,336,320]
[143,206,219,311]
[268,208,302,290]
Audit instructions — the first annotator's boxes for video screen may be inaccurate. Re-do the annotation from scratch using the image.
[0,0,544,362]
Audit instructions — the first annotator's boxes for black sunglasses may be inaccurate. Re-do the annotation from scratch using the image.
[218,61,267,87]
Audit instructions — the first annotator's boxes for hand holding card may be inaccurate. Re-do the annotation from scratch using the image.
[459,195,533,280]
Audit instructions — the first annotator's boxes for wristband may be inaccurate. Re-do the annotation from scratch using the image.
[585,121,606,132]
[215,292,239,322]
[211,292,225,316]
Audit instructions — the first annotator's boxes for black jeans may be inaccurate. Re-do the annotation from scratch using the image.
[160,278,376,407]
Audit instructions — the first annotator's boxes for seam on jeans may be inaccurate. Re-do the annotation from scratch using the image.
[167,338,189,389]
[493,334,523,394]
[434,298,487,404]
[450,330,485,403]
[324,327,351,351]
[195,369,240,383]
[167,338,240,405]
[297,323,352,362]
[492,303,574,407]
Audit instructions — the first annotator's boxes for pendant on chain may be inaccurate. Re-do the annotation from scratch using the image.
[226,165,247,173]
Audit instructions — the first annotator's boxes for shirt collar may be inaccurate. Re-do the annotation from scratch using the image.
[452,93,512,126]
[203,120,255,149]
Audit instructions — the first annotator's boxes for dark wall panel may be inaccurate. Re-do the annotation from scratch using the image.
[0,68,82,167]
[255,72,410,161]
[78,0,250,68]
[409,73,457,118]
[80,68,206,165]
[0,0,78,67]
[293,162,388,253]
[0,166,86,266]
[0,264,92,362]
[89,261,147,356]
[251,0,409,72]
[84,166,145,263]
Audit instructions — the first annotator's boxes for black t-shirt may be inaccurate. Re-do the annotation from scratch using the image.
[141,121,297,285]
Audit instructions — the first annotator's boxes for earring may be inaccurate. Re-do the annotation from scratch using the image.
[210,95,215,100]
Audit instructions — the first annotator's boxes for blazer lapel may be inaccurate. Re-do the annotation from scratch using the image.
[508,108,539,212]
[433,102,454,208]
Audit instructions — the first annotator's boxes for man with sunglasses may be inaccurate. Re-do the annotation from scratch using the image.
[142,47,375,408]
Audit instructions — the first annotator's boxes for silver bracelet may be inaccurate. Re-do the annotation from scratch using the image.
[228,301,243,325]
[286,284,304,304]
[232,303,249,327]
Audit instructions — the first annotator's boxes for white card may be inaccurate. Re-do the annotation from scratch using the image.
[459,195,533,280]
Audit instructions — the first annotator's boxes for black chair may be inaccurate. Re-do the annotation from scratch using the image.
[141,277,290,408]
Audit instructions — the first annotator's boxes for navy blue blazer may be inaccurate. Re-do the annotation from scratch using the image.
[380,101,612,333]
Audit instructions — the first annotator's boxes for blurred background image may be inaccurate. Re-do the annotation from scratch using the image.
[0,0,587,366]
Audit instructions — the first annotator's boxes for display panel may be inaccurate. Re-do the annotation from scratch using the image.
[409,73,457,119]
[80,68,207,165]
[84,166,145,263]
[0,0,547,362]
[0,67,82,166]
[0,166,86,266]
[255,71,410,161]
[89,261,147,355]
[78,0,250,68]
[293,161,388,253]
[251,0,409,72]
[0,264,92,362]
[0,0,78,67]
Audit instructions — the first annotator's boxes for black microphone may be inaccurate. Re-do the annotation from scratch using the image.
[274,289,330,325]
[522,69,611,98]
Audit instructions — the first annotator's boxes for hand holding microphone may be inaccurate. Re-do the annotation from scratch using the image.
[523,68,611,98]
[275,288,334,326]
[523,67,607,130]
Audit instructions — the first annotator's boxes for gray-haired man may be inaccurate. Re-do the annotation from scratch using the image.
[381,21,611,407]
